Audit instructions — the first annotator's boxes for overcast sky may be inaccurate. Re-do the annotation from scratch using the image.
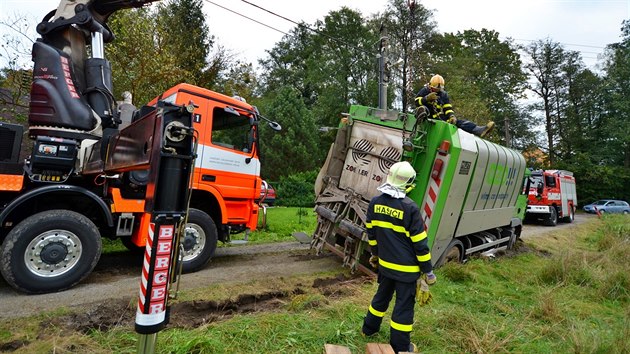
[0,0,628,70]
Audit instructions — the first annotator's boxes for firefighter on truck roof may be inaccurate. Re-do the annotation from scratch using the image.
[361,161,436,353]
[415,74,495,138]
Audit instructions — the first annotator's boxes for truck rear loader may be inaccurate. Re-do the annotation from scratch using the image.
[312,106,529,272]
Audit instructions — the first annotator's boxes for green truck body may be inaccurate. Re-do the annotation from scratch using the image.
[312,106,528,271]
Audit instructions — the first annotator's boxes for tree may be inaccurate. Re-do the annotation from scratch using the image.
[215,60,257,101]
[602,20,630,168]
[257,87,320,181]
[259,8,379,168]
[106,8,186,105]
[308,8,379,127]
[380,0,436,112]
[422,29,529,147]
[258,26,318,105]
[156,0,212,86]
[0,15,35,125]
[524,39,565,165]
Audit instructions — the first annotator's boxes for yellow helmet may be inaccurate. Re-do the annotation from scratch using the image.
[429,74,445,90]
[386,161,416,189]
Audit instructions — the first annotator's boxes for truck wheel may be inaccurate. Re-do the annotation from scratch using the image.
[0,210,102,294]
[562,206,575,223]
[180,208,217,273]
[544,207,558,226]
[436,239,464,267]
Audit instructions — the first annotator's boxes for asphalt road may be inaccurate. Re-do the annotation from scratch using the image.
[520,212,595,239]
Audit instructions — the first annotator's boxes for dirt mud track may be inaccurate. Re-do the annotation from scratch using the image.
[0,213,595,320]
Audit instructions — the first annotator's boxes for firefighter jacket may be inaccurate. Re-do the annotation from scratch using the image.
[365,193,432,283]
[415,85,455,122]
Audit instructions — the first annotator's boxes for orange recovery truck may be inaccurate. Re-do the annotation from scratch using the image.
[0,84,279,293]
[0,0,281,294]
[525,169,577,226]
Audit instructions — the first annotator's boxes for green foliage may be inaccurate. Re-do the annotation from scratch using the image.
[425,29,529,148]
[156,0,212,86]
[0,68,30,124]
[106,0,221,105]
[258,88,321,181]
[258,7,379,164]
[558,156,630,204]
[107,8,186,105]
[275,170,319,207]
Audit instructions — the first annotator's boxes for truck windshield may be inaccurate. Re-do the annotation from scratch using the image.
[530,175,543,188]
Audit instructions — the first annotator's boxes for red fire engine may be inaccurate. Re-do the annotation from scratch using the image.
[525,169,577,226]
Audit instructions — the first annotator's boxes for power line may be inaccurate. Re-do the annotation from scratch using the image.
[512,37,606,49]
[241,0,301,28]
[239,0,375,57]
[203,0,288,36]
[205,0,375,57]
[206,0,606,68]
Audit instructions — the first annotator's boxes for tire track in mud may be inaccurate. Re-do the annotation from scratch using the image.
[35,274,366,338]
[0,242,342,319]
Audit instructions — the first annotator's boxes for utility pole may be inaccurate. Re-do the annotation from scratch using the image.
[378,24,389,110]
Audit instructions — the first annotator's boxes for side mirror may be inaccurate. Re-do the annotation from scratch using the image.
[268,121,282,131]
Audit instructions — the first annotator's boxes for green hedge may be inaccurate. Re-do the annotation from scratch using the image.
[271,170,319,207]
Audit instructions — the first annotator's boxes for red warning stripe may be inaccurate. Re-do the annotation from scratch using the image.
[429,187,437,202]
[424,203,433,218]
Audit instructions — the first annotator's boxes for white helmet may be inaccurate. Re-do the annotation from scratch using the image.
[386,161,416,189]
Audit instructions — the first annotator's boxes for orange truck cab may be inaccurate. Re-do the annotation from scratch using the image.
[110,84,276,271]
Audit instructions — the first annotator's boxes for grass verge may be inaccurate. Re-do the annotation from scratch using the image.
[2,215,628,354]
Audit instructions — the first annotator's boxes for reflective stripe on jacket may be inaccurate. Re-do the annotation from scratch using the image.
[365,193,432,282]
[414,85,455,121]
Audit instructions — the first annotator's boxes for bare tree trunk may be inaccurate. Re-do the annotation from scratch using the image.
[543,97,554,166]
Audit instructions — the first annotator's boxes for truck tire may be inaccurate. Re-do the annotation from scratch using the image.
[0,210,102,294]
[435,239,464,267]
[562,206,575,223]
[544,207,558,226]
[180,208,217,273]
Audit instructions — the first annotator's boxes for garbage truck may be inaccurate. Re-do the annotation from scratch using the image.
[311,106,529,273]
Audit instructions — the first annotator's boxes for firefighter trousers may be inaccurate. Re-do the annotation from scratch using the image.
[362,274,416,353]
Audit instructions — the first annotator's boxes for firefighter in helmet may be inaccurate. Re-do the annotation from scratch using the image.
[415,74,495,138]
[361,161,436,353]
